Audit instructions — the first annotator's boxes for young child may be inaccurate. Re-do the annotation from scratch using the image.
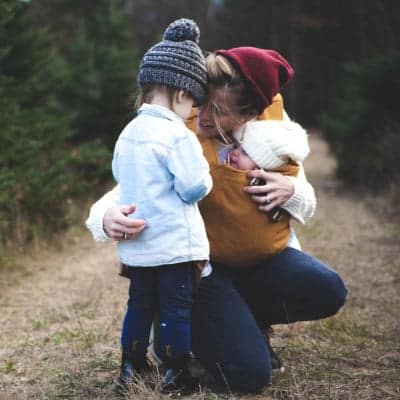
[111,19,212,393]
[199,119,309,269]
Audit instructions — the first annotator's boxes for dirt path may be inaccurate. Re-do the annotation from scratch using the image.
[1,135,399,400]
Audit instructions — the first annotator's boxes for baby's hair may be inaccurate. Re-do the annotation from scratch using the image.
[206,52,259,138]
[135,84,178,111]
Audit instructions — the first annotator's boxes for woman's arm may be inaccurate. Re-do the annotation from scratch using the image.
[282,166,316,224]
[85,185,146,242]
[244,164,316,224]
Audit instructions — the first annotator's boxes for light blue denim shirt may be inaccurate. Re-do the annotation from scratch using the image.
[112,103,212,267]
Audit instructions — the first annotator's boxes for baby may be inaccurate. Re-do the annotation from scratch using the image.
[199,118,309,269]
[229,119,309,173]
[228,119,310,221]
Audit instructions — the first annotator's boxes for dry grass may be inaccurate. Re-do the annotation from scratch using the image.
[1,134,399,399]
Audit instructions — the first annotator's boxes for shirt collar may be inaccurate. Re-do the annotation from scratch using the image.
[138,103,184,124]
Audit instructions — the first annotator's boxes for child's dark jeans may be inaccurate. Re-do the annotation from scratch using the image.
[121,262,195,357]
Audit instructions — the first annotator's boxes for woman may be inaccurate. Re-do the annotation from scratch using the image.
[86,46,347,393]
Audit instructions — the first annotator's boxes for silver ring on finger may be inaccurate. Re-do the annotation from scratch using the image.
[264,195,270,205]
[123,232,127,240]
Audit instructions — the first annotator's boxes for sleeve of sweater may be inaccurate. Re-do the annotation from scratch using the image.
[271,116,316,224]
[282,164,316,224]
[259,110,315,224]
[85,185,121,242]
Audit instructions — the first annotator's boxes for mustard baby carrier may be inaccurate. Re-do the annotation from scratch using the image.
[194,95,300,268]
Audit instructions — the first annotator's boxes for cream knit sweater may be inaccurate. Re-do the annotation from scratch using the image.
[86,166,315,243]
[86,112,316,242]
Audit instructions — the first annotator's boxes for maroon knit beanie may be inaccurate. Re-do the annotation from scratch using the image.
[216,47,294,115]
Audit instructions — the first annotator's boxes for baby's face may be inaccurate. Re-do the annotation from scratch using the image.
[228,142,258,170]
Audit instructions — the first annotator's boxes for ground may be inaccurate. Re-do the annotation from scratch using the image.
[0,134,399,400]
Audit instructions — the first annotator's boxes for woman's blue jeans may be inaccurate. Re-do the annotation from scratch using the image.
[191,247,348,393]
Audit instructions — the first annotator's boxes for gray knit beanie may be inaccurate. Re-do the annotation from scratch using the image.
[137,18,207,105]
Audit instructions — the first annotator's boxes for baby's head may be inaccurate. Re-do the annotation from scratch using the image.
[229,120,307,171]
[228,140,259,170]
[136,18,207,115]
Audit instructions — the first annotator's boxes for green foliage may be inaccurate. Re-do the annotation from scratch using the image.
[45,0,139,149]
[321,52,400,190]
[210,0,400,123]
[0,0,140,251]
[0,1,112,249]
[3,360,16,374]
[0,0,70,244]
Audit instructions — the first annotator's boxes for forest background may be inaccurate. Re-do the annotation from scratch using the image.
[1,0,399,255]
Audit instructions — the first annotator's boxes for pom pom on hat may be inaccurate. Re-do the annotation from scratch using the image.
[138,18,207,105]
[216,47,294,114]
[164,18,200,44]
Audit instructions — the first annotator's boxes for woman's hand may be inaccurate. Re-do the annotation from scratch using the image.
[103,204,146,241]
[243,169,294,212]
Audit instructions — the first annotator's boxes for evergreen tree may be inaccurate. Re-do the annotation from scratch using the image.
[322,52,400,190]
[210,0,400,123]
[34,0,139,149]
[0,0,110,248]
[0,0,74,246]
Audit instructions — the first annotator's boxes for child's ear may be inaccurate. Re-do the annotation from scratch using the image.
[176,90,186,104]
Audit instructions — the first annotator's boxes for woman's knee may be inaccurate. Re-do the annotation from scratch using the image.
[213,356,271,393]
[193,328,272,393]
[320,269,348,317]
[192,271,272,393]
[292,249,348,318]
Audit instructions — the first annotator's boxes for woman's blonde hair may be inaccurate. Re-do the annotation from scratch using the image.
[205,52,259,140]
